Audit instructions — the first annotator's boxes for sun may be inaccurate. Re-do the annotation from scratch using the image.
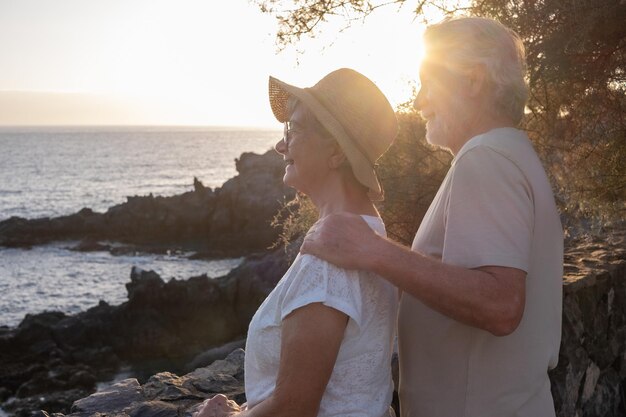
[0,0,434,126]
[268,5,428,113]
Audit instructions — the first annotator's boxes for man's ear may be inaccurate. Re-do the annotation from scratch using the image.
[468,65,488,97]
[328,142,347,169]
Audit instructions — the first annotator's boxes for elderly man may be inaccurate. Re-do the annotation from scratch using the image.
[302,17,563,417]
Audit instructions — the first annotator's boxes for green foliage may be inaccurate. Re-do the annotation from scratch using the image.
[270,193,318,251]
[377,101,451,245]
[478,0,626,226]
[260,0,626,233]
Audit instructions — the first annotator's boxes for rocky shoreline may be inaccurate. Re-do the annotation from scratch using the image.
[0,247,292,416]
[1,230,622,417]
[0,150,295,257]
[2,230,624,417]
[0,149,296,416]
[1,149,625,417]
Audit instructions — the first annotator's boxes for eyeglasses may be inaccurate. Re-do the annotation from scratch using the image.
[282,120,321,146]
[283,121,297,146]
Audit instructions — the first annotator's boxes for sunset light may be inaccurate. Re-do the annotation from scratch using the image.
[1,2,623,415]
[0,0,426,126]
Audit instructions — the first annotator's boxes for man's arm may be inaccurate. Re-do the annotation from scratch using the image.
[301,213,525,336]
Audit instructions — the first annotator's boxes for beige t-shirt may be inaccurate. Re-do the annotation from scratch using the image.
[398,128,563,417]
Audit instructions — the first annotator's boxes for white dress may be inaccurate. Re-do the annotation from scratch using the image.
[244,215,398,417]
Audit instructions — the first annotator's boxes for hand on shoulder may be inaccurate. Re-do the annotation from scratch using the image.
[301,212,380,270]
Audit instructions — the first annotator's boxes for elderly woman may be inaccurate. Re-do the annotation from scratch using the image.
[195,68,398,417]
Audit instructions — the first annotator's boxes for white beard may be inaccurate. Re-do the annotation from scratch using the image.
[424,96,471,151]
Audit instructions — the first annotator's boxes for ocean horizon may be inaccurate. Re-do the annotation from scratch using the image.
[0,126,282,327]
[0,125,281,220]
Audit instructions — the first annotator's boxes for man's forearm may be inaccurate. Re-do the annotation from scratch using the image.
[366,235,525,336]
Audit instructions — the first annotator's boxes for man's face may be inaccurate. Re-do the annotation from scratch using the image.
[414,59,473,151]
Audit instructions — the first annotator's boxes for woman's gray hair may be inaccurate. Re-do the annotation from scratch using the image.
[424,17,529,125]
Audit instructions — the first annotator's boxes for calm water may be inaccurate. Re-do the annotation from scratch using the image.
[0,126,280,219]
[0,126,281,327]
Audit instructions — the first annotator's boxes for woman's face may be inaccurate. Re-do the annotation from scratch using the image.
[274,104,335,196]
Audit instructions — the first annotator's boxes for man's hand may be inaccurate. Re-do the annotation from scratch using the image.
[194,394,241,417]
[301,213,379,270]
[303,213,526,336]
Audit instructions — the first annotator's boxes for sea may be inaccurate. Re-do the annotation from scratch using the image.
[0,126,281,328]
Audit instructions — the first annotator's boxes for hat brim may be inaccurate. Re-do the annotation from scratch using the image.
[269,76,384,201]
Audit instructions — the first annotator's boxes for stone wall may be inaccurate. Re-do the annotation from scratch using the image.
[549,231,626,417]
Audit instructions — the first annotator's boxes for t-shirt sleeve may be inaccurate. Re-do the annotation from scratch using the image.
[279,254,363,328]
[443,145,533,272]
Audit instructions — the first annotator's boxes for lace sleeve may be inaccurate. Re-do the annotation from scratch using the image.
[279,254,363,328]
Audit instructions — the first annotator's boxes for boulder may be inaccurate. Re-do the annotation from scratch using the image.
[43,349,246,417]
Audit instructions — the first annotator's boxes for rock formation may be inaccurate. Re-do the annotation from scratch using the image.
[0,247,291,417]
[40,349,246,417]
[0,151,295,256]
[549,230,626,417]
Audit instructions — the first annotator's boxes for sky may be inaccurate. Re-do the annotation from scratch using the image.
[0,0,427,127]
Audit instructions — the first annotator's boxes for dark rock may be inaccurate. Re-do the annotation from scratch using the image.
[40,350,247,417]
[205,152,294,254]
[193,177,207,194]
[71,379,143,414]
[581,369,623,417]
[3,388,90,417]
[0,151,295,256]
[126,268,166,306]
[67,371,97,391]
[128,401,178,417]
[549,229,626,417]
[0,364,47,392]
[141,373,195,402]
[32,412,66,417]
[190,374,240,395]
[186,339,246,371]
[14,312,67,355]
[0,246,289,416]
[0,387,11,402]
[16,373,66,398]
[70,239,111,252]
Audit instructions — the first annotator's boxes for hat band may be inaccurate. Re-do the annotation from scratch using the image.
[306,88,376,168]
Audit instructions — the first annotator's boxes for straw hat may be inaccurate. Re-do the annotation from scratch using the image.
[268,68,398,201]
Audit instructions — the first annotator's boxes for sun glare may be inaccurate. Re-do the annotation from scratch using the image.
[269,4,427,112]
[0,0,432,126]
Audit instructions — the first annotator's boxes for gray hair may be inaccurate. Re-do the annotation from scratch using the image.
[424,17,529,124]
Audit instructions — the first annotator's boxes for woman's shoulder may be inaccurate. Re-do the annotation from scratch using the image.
[359,214,386,237]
